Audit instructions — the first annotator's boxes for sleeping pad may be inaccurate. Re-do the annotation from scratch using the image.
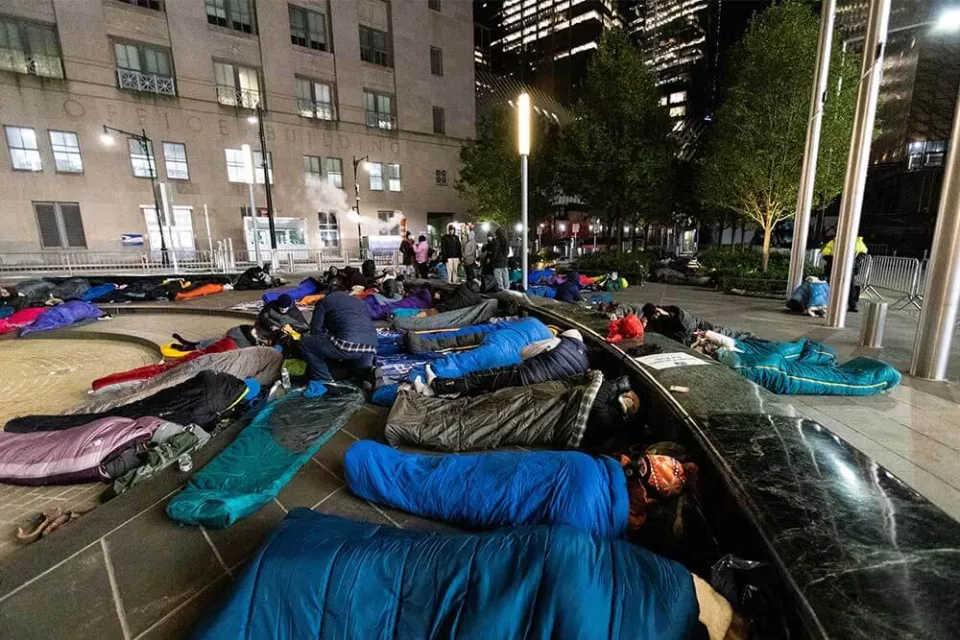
[90,337,238,392]
[193,509,702,640]
[262,277,320,304]
[166,385,364,528]
[364,287,433,320]
[74,347,282,414]
[386,370,604,451]
[0,307,50,334]
[346,441,628,537]
[19,300,103,336]
[392,298,499,332]
[0,416,173,486]
[425,316,553,380]
[5,371,250,433]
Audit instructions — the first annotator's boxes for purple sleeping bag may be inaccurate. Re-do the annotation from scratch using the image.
[364,288,433,321]
[0,416,168,485]
[19,300,103,336]
[262,278,319,304]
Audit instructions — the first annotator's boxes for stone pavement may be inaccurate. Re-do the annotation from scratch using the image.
[616,283,960,521]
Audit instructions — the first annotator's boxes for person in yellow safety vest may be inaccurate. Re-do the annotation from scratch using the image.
[820,235,868,312]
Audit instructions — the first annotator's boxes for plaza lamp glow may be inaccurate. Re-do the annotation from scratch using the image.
[517,92,531,290]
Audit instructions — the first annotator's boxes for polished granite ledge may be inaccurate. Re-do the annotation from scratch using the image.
[526,294,960,639]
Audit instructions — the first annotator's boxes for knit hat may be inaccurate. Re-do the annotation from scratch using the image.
[641,303,657,319]
[276,293,293,309]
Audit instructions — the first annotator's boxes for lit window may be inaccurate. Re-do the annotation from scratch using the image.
[669,91,686,104]
[34,201,86,248]
[659,96,668,106]
[669,105,685,118]
[49,130,82,173]
[225,148,247,182]
[0,19,63,78]
[163,142,188,180]
[433,106,445,135]
[364,91,395,129]
[326,157,343,188]
[114,42,174,95]
[4,126,42,171]
[295,77,335,120]
[304,154,322,178]
[388,163,401,192]
[318,211,340,248]
[214,61,260,108]
[359,25,390,66]
[206,0,253,34]
[368,162,384,191]
[254,151,273,184]
[128,138,156,178]
[289,5,327,51]
[430,46,443,76]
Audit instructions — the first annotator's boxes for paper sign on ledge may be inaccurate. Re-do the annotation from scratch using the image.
[634,352,711,370]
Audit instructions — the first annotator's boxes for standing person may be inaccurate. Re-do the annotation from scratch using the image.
[414,234,429,279]
[481,232,496,276]
[440,224,463,284]
[491,228,510,291]
[820,233,835,281]
[301,287,377,382]
[399,231,415,277]
[462,232,478,282]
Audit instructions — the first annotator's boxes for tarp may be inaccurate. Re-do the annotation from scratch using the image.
[262,278,320,304]
[5,371,249,433]
[386,370,604,451]
[174,282,224,300]
[193,509,699,640]
[364,288,433,321]
[0,307,50,335]
[393,298,499,332]
[427,317,553,379]
[74,347,281,414]
[90,337,238,392]
[346,441,628,538]
[166,386,364,528]
[719,350,901,396]
[0,417,170,486]
[19,300,103,336]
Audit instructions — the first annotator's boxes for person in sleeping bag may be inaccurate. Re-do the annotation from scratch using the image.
[255,293,308,344]
[415,328,589,396]
[301,287,377,382]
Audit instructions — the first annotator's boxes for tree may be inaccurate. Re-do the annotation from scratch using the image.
[456,105,559,228]
[559,29,675,251]
[698,1,857,270]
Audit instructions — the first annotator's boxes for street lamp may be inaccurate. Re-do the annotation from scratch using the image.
[101,124,168,265]
[247,102,277,251]
[352,155,369,254]
[517,92,531,290]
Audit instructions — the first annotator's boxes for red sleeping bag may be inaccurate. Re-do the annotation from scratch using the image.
[91,337,237,392]
[0,307,50,334]
[175,283,225,301]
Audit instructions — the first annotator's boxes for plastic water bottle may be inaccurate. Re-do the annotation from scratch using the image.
[281,368,291,390]
[177,454,193,473]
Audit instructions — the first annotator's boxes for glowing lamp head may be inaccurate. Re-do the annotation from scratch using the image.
[246,114,258,124]
[935,7,960,32]
[100,132,115,146]
[481,222,491,232]
[517,93,531,155]
[514,223,523,232]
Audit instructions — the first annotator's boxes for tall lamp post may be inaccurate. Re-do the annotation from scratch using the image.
[246,103,277,251]
[517,93,531,291]
[100,125,168,266]
[352,155,369,257]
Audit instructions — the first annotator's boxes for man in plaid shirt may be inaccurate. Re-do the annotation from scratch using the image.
[302,286,377,382]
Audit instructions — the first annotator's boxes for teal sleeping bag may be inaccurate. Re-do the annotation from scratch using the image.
[193,509,701,639]
[733,337,837,365]
[166,385,364,528]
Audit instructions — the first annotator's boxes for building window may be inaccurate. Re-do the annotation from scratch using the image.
[215,61,260,108]
[387,163,401,192]
[318,211,340,248]
[163,142,188,180]
[925,140,946,167]
[0,19,63,78]
[368,162,383,191]
[363,91,395,130]
[669,105,686,118]
[435,169,447,185]
[205,0,253,34]
[430,46,443,76]
[254,151,273,184]
[326,157,343,188]
[114,42,175,95]
[5,126,42,171]
[289,5,327,51]
[49,131,82,173]
[295,77,335,120]
[378,210,401,235]
[359,25,390,66]
[128,138,156,178]
[669,91,686,104]
[428,0,441,11]
[34,201,86,249]
[225,148,247,182]
[118,0,162,10]
[433,106,445,135]
[304,154,322,178]
[659,96,667,106]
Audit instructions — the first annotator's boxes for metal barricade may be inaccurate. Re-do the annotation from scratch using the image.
[860,256,921,309]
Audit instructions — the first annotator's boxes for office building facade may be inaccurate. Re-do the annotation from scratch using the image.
[0,0,474,258]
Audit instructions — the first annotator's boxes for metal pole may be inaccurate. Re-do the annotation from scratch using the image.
[910,85,960,380]
[521,153,529,291]
[256,103,277,250]
[142,129,168,266]
[203,204,213,255]
[156,183,178,274]
[787,0,836,296]
[826,0,890,328]
[248,182,261,268]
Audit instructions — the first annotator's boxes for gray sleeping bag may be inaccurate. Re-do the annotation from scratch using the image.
[385,370,603,451]
[393,299,499,332]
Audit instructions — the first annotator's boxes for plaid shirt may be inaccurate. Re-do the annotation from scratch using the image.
[330,335,376,354]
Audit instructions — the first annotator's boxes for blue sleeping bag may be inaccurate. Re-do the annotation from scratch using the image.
[19,300,102,336]
[346,441,628,538]
[166,386,363,528]
[79,283,117,302]
[427,317,553,379]
[193,509,700,640]
[262,277,319,304]
[734,337,837,365]
[528,268,555,284]
[527,284,557,299]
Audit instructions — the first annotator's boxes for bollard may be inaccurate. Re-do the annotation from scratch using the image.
[859,301,888,348]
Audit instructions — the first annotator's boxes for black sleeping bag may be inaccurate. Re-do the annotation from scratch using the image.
[233,266,281,291]
[5,371,250,434]
[435,280,481,313]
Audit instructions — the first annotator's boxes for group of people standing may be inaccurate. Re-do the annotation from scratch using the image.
[399,225,511,289]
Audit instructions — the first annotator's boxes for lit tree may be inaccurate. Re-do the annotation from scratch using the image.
[698,1,856,270]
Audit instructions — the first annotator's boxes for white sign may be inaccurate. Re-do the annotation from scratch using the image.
[634,352,711,370]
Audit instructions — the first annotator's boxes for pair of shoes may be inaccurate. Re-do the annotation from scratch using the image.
[848,306,859,313]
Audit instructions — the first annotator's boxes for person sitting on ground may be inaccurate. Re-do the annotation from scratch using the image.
[435,279,482,313]
[255,293,309,344]
[301,286,377,382]
[640,303,751,346]
[554,271,583,303]
[786,276,829,317]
